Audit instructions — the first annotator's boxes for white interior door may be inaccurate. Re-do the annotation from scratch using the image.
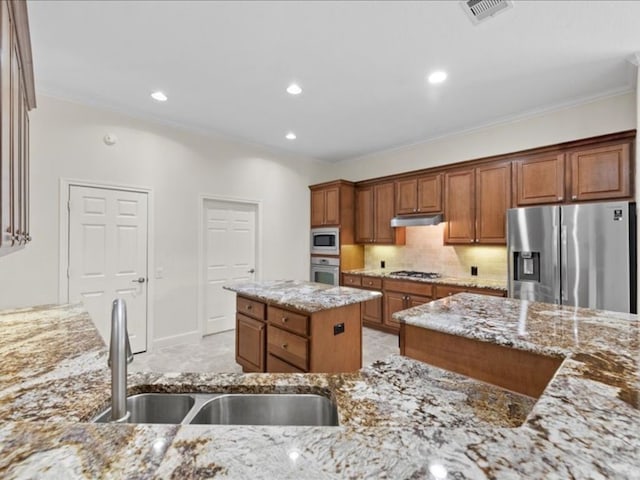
[203,199,257,335]
[68,185,148,353]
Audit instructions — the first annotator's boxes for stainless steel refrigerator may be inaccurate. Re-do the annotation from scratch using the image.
[507,201,636,313]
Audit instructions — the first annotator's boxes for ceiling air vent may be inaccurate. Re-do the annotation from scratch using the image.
[461,0,513,25]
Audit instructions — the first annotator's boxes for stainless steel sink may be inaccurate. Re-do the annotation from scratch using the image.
[188,394,339,426]
[93,393,339,426]
[93,393,195,424]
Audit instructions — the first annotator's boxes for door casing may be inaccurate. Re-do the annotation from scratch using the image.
[197,194,262,337]
[59,178,155,352]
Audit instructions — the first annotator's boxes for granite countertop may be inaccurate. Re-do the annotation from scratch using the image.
[0,298,638,478]
[223,279,382,313]
[342,268,507,292]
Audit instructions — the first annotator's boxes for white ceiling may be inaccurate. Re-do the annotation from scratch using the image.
[28,1,639,162]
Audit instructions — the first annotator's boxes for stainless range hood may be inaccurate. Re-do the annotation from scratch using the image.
[390,214,443,227]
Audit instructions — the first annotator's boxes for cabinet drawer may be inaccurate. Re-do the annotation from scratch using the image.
[267,325,309,371]
[435,285,467,299]
[268,306,310,336]
[237,296,266,321]
[383,278,433,297]
[361,276,382,289]
[267,354,305,373]
[342,274,362,287]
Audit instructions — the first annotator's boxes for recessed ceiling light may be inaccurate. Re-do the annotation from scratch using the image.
[151,91,168,102]
[285,132,297,140]
[286,83,302,95]
[428,71,447,84]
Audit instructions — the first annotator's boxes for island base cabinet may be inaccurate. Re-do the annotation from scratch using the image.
[400,324,562,398]
[236,313,265,373]
[235,295,363,373]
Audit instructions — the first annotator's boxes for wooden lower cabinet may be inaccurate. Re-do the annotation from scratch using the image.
[235,313,265,373]
[363,295,383,326]
[267,354,305,373]
[382,279,434,333]
[234,295,362,373]
[400,325,562,398]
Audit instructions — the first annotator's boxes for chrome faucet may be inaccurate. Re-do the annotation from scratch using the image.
[108,298,134,422]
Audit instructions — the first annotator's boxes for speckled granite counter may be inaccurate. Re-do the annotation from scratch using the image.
[343,268,507,292]
[1,298,638,478]
[223,279,382,313]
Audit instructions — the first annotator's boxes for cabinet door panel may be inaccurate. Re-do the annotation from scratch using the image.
[514,154,565,206]
[570,143,631,201]
[236,313,265,372]
[407,294,431,308]
[355,187,374,243]
[324,187,340,225]
[444,169,475,244]
[310,189,325,227]
[373,182,395,244]
[395,178,418,214]
[476,162,511,244]
[417,174,442,213]
[363,296,383,325]
[384,291,405,330]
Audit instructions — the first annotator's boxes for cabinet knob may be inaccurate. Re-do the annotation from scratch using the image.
[558,196,563,201]
[282,343,288,349]
[281,317,288,323]
[246,305,252,310]
[414,208,417,212]
[572,195,577,200]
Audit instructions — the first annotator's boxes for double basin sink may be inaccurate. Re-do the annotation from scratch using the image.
[93,393,339,426]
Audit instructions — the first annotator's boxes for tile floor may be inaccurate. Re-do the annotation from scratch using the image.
[131,327,399,373]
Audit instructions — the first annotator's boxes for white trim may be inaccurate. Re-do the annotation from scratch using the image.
[58,178,155,353]
[152,330,201,350]
[197,194,263,338]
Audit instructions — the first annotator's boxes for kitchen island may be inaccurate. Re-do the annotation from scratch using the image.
[0,295,638,478]
[223,280,382,373]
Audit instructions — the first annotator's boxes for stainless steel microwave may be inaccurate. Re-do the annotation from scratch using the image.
[310,228,339,255]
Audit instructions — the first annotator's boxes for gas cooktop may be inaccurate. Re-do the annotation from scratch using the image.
[389,270,442,279]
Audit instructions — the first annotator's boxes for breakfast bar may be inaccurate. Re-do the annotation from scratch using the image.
[0,293,638,478]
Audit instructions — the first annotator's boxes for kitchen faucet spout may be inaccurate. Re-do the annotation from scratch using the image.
[108,298,133,422]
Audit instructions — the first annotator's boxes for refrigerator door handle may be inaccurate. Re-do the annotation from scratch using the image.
[560,224,568,303]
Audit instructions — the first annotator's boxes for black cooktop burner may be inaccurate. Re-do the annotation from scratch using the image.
[390,270,442,279]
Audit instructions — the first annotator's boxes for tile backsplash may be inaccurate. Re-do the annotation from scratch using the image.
[365,225,507,281]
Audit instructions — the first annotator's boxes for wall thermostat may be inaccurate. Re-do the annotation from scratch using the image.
[103,134,117,146]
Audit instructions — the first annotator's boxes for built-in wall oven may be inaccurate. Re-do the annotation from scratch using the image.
[310,228,340,256]
[310,256,340,286]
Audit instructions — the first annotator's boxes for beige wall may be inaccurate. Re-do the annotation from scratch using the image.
[327,92,636,182]
[0,96,324,346]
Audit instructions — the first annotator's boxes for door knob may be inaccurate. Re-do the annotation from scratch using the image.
[248,268,255,274]
[132,277,146,283]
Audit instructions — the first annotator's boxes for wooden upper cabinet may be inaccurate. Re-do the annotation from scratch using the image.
[444,169,475,244]
[0,0,35,257]
[309,180,356,243]
[355,186,374,243]
[569,142,632,201]
[514,153,565,206]
[310,186,339,226]
[356,182,405,245]
[373,182,395,243]
[445,162,511,245]
[395,173,442,215]
[395,178,418,215]
[476,162,511,244]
